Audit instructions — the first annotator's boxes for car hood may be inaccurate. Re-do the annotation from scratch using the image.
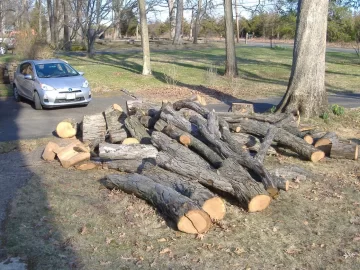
[38,76,87,90]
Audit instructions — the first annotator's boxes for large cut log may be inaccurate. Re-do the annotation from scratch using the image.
[102,158,156,172]
[57,141,91,168]
[269,165,315,182]
[218,158,271,212]
[82,113,107,142]
[139,115,157,129]
[162,124,223,168]
[126,100,161,117]
[104,104,128,143]
[282,126,314,144]
[230,103,254,114]
[141,164,226,220]
[42,141,61,161]
[124,115,151,144]
[190,116,279,196]
[314,132,338,156]
[105,174,212,234]
[330,141,358,160]
[154,119,168,131]
[232,119,325,162]
[56,118,78,138]
[99,143,158,160]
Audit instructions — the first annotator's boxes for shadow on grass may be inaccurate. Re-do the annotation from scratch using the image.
[0,95,80,269]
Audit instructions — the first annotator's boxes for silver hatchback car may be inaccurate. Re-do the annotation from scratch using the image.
[13,59,92,109]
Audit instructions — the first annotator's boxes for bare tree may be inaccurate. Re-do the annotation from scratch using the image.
[167,0,176,39]
[173,0,183,44]
[138,0,151,75]
[192,0,202,44]
[276,0,329,117]
[223,0,238,76]
[63,0,71,50]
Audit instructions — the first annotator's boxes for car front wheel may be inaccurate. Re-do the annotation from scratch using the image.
[13,85,21,102]
[34,91,43,110]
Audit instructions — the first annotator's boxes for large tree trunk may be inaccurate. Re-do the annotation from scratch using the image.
[173,0,183,45]
[63,0,71,50]
[99,143,158,160]
[276,0,329,117]
[138,0,152,75]
[168,0,176,39]
[105,174,212,234]
[223,0,238,77]
[193,0,202,44]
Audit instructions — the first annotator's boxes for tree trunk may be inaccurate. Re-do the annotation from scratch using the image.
[99,143,158,160]
[125,115,152,144]
[141,164,226,220]
[105,174,212,234]
[126,100,160,117]
[82,113,107,142]
[63,0,71,50]
[234,0,239,43]
[168,0,176,39]
[276,0,329,117]
[138,0,152,75]
[193,0,202,44]
[173,0,183,45]
[223,0,238,77]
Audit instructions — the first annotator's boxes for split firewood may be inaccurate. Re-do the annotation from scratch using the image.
[99,143,158,160]
[104,104,127,143]
[56,118,77,138]
[126,99,161,117]
[42,141,60,161]
[230,103,254,114]
[330,141,359,160]
[105,174,212,234]
[141,164,226,220]
[102,158,156,172]
[82,113,107,142]
[122,138,140,145]
[57,141,91,168]
[124,115,151,144]
[314,132,338,156]
[231,119,324,162]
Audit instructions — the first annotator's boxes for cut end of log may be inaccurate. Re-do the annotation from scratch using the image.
[178,210,212,234]
[303,135,314,145]
[56,120,77,138]
[179,134,191,147]
[75,162,97,171]
[311,151,325,162]
[248,195,271,213]
[112,103,123,112]
[314,138,331,147]
[202,197,226,221]
[122,138,140,145]
[355,144,359,160]
[284,180,290,192]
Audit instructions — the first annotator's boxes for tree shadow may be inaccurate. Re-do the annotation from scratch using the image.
[0,94,80,268]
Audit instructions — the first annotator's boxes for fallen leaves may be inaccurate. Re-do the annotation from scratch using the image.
[285,246,301,255]
[159,248,172,255]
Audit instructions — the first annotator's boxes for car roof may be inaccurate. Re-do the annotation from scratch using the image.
[21,59,68,65]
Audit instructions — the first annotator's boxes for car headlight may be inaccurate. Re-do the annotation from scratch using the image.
[41,83,55,91]
[82,80,89,88]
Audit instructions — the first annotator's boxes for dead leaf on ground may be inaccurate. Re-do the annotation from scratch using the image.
[157,238,167,242]
[159,248,171,254]
[79,225,87,235]
[285,246,301,254]
[234,247,246,255]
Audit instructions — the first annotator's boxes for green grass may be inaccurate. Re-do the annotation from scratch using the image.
[0,83,12,97]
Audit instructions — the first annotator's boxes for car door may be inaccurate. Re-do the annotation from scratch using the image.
[17,62,34,99]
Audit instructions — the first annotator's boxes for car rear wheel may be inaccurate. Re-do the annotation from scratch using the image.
[34,91,43,110]
[13,85,21,102]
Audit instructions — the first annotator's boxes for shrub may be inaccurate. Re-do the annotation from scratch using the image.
[331,104,345,116]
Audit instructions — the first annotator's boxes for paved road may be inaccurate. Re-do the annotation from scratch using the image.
[0,93,359,142]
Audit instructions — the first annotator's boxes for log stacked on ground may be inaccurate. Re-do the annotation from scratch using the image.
[82,113,107,142]
[104,104,127,143]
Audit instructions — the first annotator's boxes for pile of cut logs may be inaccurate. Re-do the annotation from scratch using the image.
[43,95,359,235]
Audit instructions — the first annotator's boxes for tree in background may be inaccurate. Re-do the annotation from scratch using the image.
[277,0,329,117]
[173,0,183,44]
[138,0,151,75]
[223,0,238,77]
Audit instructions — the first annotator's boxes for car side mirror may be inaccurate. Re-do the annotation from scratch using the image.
[24,74,33,80]
[79,71,84,76]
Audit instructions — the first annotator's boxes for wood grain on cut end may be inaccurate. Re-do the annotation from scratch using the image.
[303,135,314,145]
[314,138,331,147]
[248,195,271,213]
[202,197,226,221]
[61,152,91,169]
[112,103,123,112]
[179,134,191,146]
[355,145,359,160]
[311,151,325,162]
[178,216,198,234]
[185,210,212,234]
[122,138,140,145]
[56,120,77,138]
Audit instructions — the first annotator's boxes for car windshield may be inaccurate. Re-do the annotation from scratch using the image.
[35,62,79,78]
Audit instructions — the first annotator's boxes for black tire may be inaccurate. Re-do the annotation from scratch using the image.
[34,91,43,110]
[13,85,21,102]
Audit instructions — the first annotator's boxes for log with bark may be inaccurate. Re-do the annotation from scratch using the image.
[230,103,254,114]
[104,104,128,143]
[269,165,315,182]
[124,115,151,144]
[139,115,157,129]
[153,119,168,132]
[99,143,158,160]
[126,100,161,117]
[82,113,107,142]
[141,164,226,220]
[105,174,212,234]
[102,158,156,172]
[56,118,78,138]
[314,132,338,156]
[330,141,359,160]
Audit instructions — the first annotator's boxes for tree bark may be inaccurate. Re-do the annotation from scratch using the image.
[193,0,202,44]
[223,0,238,77]
[330,141,358,160]
[276,0,329,117]
[126,100,161,117]
[82,113,107,142]
[99,143,158,160]
[105,174,212,234]
[141,164,226,220]
[138,0,152,75]
[125,115,152,144]
[63,0,71,51]
[104,104,127,143]
[173,0,183,44]
[102,158,156,172]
